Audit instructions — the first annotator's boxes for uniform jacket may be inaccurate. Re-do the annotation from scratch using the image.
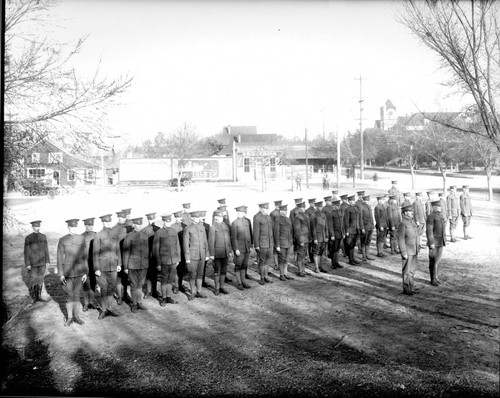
[388,186,402,207]
[112,222,131,265]
[343,205,360,234]
[293,212,310,244]
[439,198,448,218]
[212,210,231,226]
[253,212,274,249]
[387,203,402,229]
[181,212,192,226]
[24,232,50,268]
[123,229,150,270]
[273,215,293,249]
[413,198,426,223]
[446,194,460,218]
[360,202,374,230]
[270,208,281,222]
[460,193,473,216]
[93,227,122,272]
[153,226,181,265]
[397,217,420,256]
[425,200,433,218]
[322,204,333,216]
[305,205,316,220]
[326,208,344,239]
[208,222,232,258]
[142,223,160,266]
[374,203,388,229]
[57,234,87,277]
[310,210,328,242]
[183,222,209,262]
[231,217,253,253]
[82,230,96,269]
[339,202,349,219]
[289,207,300,224]
[171,221,187,261]
[426,211,447,248]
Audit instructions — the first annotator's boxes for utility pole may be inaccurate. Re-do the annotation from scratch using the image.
[355,75,366,180]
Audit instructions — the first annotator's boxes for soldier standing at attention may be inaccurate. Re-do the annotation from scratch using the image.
[122,216,150,313]
[446,185,460,242]
[401,192,412,209]
[113,210,132,305]
[425,191,435,218]
[305,198,317,263]
[426,200,446,286]
[374,195,389,257]
[460,185,473,240]
[181,203,192,226]
[310,201,328,273]
[253,202,275,285]
[397,205,420,295]
[183,211,210,300]
[212,199,231,226]
[387,195,402,255]
[153,214,180,306]
[355,191,365,255]
[344,195,361,266]
[57,219,87,326]
[273,204,294,281]
[208,210,232,295]
[201,211,211,288]
[81,217,98,312]
[172,210,188,294]
[270,200,282,270]
[413,192,426,248]
[388,180,402,208]
[143,213,161,299]
[360,195,375,261]
[231,206,253,290]
[292,201,310,277]
[289,198,303,225]
[24,220,50,303]
[326,199,344,269]
[322,195,333,260]
[93,214,121,320]
[339,194,349,258]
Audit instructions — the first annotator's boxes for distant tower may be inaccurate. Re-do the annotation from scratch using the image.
[379,99,397,130]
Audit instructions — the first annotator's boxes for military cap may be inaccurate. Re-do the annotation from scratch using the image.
[235,205,247,212]
[403,192,411,196]
[357,191,365,196]
[340,194,348,199]
[415,192,422,196]
[315,201,323,206]
[438,192,445,197]
[279,204,288,211]
[347,195,356,201]
[431,200,441,206]
[308,198,316,204]
[217,205,226,211]
[116,210,126,218]
[294,198,303,204]
[99,214,112,222]
[427,191,435,196]
[65,219,79,227]
[182,203,191,209]
[332,199,341,205]
[323,196,332,201]
[391,180,398,184]
[122,208,131,215]
[462,185,469,189]
[376,195,385,200]
[213,210,224,217]
[217,198,226,205]
[401,204,413,212]
[173,211,183,218]
[145,213,156,220]
[363,195,370,200]
[274,200,282,206]
[161,214,172,222]
[132,217,143,225]
[83,217,95,226]
[297,201,306,208]
[30,220,42,227]
[331,190,339,194]
[389,195,397,200]
[190,211,202,217]
[258,202,269,209]
[449,185,456,189]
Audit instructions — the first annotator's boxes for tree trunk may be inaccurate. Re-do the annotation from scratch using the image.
[410,163,416,189]
[439,166,447,193]
[486,169,493,201]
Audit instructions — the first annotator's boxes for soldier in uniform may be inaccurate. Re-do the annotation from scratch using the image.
[413,192,426,248]
[339,194,349,257]
[289,198,303,224]
[153,214,180,306]
[292,201,309,277]
[81,217,98,311]
[446,185,460,242]
[397,205,420,295]
[253,202,274,285]
[181,203,192,226]
[305,198,316,262]
[183,211,210,300]
[212,199,231,226]
[231,205,253,290]
[425,191,435,218]
[388,180,402,208]
[143,213,161,299]
[201,210,211,288]
[113,210,132,305]
[426,200,446,286]
[93,214,121,319]
[401,192,412,209]
[344,195,361,265]
[460,185,473,239]
[331,190,339,202]
[360,194,375,261]
[208,210,232,295]
[171,210,187,293]
[122,216,150,313]
[374,195,389,257]
[310,201,328,273]
[326,199,344,269]
[270,200,282,270]
[57,219,87,326]
[24,220,50,303]
[273,204,294,281]
[354,191,365,255]
[387,195,402,254]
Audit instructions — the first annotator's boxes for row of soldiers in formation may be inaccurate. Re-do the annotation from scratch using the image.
[23,181,473,325]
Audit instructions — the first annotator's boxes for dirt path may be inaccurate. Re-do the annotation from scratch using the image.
[2,184,499,396]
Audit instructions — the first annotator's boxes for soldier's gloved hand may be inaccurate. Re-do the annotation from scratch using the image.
[95,270,101,277]
[27,266,32,271]
[361,229,365,234]
[276,247,281,252]
[402,253,408,259]
[117,266,122,272]
[299,242,304,247]
[314,240,318,244]
[60,275,66,285]
[235,250,240,257]
[186,260,191,264]
[53,267,58,275]
[157,265,161,272]
[82,274,87,283]
[205,256,209,261]
[380,227,384,231]
[391,227,395,231]
[330,237,334,241]
[346,233,349,237]
[124,269,128,274]
[210,256,215,260]
[430,244,435,249]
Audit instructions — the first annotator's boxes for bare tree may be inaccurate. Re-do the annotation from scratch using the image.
[4,0,133,191]
[391,126,426,189]
[398,0,500,151]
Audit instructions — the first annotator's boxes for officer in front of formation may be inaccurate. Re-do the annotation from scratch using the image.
[24,220,50,303]
[81,217,98,312]
[253,202,274,285]
[426,200,446,286]
[231,205,253,290]
[273,204,294,281]
[57,219,87,326]
[397,204,420,295]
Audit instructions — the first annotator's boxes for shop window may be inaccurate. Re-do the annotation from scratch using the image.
[28,168,45,178]
[244,158,250,173]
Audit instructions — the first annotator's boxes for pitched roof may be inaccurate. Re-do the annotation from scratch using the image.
[385,99,396,110]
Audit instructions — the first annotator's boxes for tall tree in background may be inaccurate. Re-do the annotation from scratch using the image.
[391,126,426,189]
[4,0,133,191]
[398,0,500,151]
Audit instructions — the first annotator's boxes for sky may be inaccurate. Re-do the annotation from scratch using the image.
[42,0,464,145]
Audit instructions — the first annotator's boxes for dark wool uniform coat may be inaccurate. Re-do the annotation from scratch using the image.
[57,234,88,277]
[82,230,96,268]
[153,226,181,265]
[231,217,253,253]
[253,212,274,249]
[446,194,460,218]
[343,205,360,234]
[360,202,374,230]
[374,203,389,229]
[273,215,293,249]
[270,208,281,222]
[426,211,447,247]
[326,208,344,239]
[293,212,310,245]
[123,229,150,270]
[310,210,328,242]
[24,232,50,268]
[460,193,473,216]
[183,223,209,262]
[93,227,122,272]
[289,206,300,224]
[208,222,232,258]
[413,198,426,224]
[397,217,420,256]
[387,203,402,230]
